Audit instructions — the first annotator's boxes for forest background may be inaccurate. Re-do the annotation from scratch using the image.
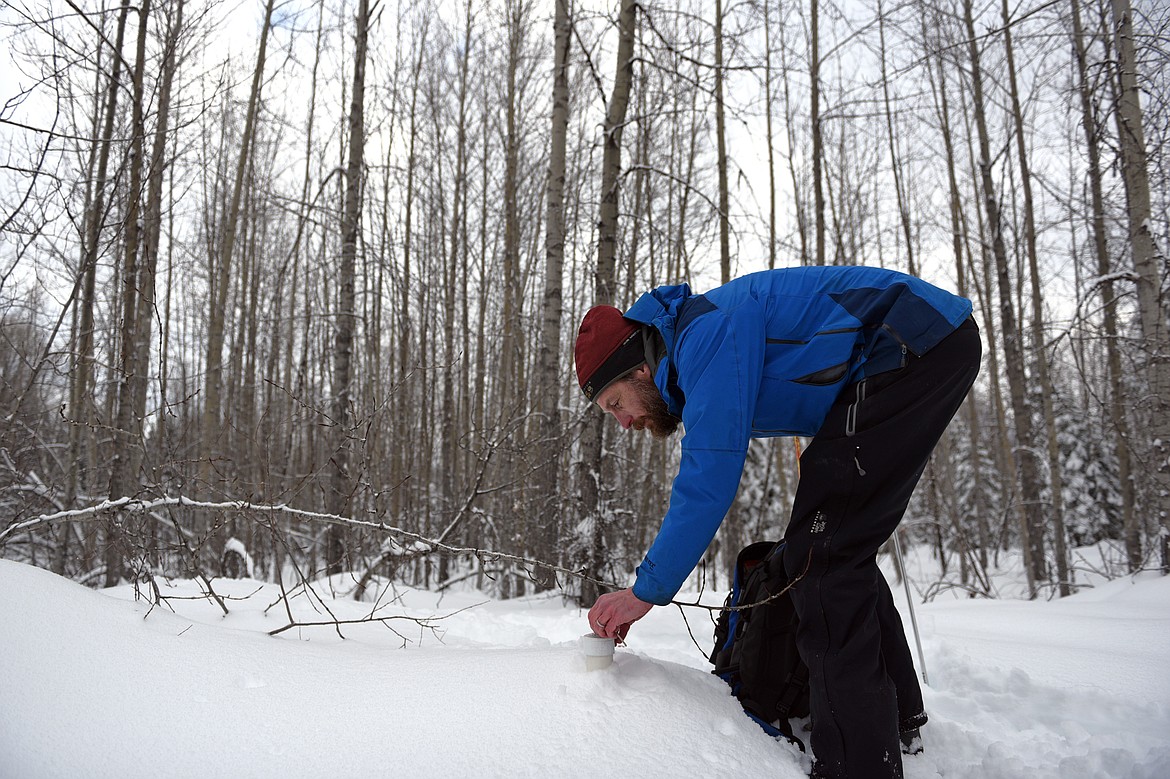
[0,0,1167,606]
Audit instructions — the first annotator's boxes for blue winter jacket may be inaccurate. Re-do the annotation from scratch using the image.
[623,266,973,605]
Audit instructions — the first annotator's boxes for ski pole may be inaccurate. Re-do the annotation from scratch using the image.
[893,527,928,686]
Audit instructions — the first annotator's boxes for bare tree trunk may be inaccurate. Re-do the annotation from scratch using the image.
[578,0,636,605]
[777,11,809,266]
[106,0,153,586]
[931,28,987,563]
[811,0,825,266]
[498,0,532,597]
[1000,0,1070,594]
[1110,0,1170,571]
[392,18,429,525]
[764,0,777,270]
[1071,0,1138,571]
[533,0,570,590]
[925,10,990,567]
[438,0,475,587]
[877,0,915,277]
[199,0,276,496]
[474,67,489,445]
[671,72,700,281]
[132,0,184,491]
[325,0,370,574]
[954,66,1018,568]
[63,2,131,576]
[501,0,523,402]
[714,0,730,284]
[963,0,1047,594]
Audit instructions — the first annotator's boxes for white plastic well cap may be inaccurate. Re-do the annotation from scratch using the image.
[580,633,616,657]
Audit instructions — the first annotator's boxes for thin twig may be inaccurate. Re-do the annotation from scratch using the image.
[4,497,806,615]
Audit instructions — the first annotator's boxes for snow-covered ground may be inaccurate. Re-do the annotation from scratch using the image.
[1,548,1167,778]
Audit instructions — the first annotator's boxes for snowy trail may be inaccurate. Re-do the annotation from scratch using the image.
[902,573,1170,779]
[1,558,1167,778]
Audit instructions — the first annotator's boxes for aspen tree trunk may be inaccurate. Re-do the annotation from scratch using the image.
[1000,0,1070,594]
[64,1,130,529]
[714,0,730,284]
[1071,0,1138,570]
[501,0,527,404]
[458,105,473,497]
[665,55,684,282]
[292,254,311,494]
[955,73,1019,566]
[671,75,700,281]
[810,0,825,266]
[579,0,636,606]
[625,79,647,302]
[777,15,810,266]
[764,0,777,269]
[239,205,262,494]
[199,0,276,495]
[1110,0,1170,571]
[225,232,250,460]
[440,0,474,585]
[416,152,435,588]
[533,0,570,590]
[58,78,101,573]
[963,0,1047,594]
[393,21,428,524]
[108,1,145,498]
[326,0,370,574]
[878,0,915,276]
[363,183,383,507]
[132,0,184,490]
[825,123,846,265]
[106,0,152,587]
[278,0,325,510]
[977,228,1020,565]
[639,97,658,287]
[474,69,489,444]
[158,127,179,500]
[925,10,990,567]
[500,0,530,596]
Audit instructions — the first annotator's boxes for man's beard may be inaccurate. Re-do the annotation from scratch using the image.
[626,373,681,439]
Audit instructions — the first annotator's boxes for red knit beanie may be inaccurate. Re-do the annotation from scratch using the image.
[575,306,643,401]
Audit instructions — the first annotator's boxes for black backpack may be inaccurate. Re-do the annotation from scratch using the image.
[709,540,811,748]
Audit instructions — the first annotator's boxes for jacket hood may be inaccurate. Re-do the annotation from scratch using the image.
[624,283,692,353]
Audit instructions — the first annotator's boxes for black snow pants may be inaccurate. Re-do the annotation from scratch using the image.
[782,317,981,779]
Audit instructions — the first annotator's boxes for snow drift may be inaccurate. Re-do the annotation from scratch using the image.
[1,556,1167,778]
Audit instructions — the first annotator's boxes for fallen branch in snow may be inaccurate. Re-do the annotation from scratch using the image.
[0,497,622,604]
[266,599,484,638]
[1,496,801,616]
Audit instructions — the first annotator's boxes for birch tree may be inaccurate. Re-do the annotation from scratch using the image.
[1110,0,1170,572]
[198,0,276,496]
[326,0,372,574]
[533,0,571,589]
[578,0,637,604]
[962,0,1047,594]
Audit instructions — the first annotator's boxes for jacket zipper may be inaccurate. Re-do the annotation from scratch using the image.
[765,326,862,347]
[845,378,867,437]
[751,427,806,436]
[879,323,912,367]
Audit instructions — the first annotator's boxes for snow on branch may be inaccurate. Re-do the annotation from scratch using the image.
[0,496,621,593]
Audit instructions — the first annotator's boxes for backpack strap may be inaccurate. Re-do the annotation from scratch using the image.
[776,663,809,719]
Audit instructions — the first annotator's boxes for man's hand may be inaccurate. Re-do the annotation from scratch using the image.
[588,588,653,640]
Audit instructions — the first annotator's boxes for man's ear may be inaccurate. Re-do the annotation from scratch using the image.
[633,363,652,380]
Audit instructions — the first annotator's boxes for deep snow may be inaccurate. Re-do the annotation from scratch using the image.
[1,550,1168,778]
